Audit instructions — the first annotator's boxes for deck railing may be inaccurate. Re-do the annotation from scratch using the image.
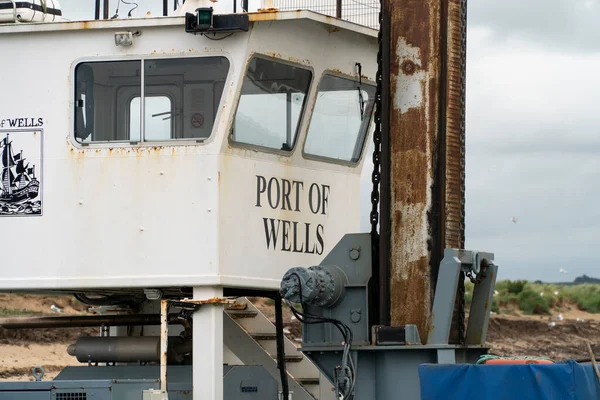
[273,0,380,29]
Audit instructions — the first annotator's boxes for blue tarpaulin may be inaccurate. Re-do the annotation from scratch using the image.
[419,361,600,400]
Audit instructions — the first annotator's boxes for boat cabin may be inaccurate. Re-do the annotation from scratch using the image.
[0,2,378,295]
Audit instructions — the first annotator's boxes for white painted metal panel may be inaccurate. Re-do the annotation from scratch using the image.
[0,15,377,291]
[0,22,247,290]
[219,18,377,288]
[218,155,363,288]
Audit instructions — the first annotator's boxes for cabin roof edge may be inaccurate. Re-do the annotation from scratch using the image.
[0,10,378,37]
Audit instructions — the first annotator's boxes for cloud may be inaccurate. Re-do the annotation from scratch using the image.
[464,23,600,281]
[468,0,600,52]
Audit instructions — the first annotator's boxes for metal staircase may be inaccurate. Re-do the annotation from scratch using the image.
[224,298,335,400]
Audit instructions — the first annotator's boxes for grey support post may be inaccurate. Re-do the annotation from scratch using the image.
[427,250,463,345]
[428,250,496,346]
[466,258,498,345]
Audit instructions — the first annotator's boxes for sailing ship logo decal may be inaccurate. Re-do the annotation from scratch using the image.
[1,132,41,216]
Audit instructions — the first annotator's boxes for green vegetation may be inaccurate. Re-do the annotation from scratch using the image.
[518,287,550,315]
[263,298,275,306]
[0,307,36,316]
[465,277,600,315]
[564,284,600,313]
[67,296,87,311]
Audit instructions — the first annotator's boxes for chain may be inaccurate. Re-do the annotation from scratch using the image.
[457,0,469,344]
[370,2,383,240]
[459,0,467,251]
[466,260,488,285]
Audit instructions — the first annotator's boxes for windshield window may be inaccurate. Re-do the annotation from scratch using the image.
[304,74,375,163]
[231,57,312,151]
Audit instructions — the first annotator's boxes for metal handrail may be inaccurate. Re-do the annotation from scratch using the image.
[0,0,17,22]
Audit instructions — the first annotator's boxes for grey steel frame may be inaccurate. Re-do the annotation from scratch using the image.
[293,234,497,400]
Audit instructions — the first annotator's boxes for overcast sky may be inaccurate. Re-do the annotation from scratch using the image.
[373,0,600,282]
[462,0,600,282]
[59,0,599,281]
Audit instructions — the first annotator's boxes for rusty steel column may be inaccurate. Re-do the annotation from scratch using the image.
[160,300,169,393]
[386,0,467,342]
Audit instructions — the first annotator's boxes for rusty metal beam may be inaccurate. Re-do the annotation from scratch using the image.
[160,300,168,393]
[386,0,467,342]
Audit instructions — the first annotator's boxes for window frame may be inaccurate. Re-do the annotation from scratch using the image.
[302,71,376,167]
[228,54,314,156]
[71,54,233,148]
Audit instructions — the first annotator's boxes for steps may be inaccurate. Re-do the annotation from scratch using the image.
[224,298,335,400]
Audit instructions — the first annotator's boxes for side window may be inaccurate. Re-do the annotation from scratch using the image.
[75,60,140,142]
[304,74,376,163]
[74,57,230,144]
[231,57,312,151]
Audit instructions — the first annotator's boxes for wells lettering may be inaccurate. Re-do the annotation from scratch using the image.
[263,218,325,255]
[256,175,329,254]
[0,117,44,128]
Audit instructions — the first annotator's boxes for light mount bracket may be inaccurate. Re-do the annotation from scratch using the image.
[185,8,249,34]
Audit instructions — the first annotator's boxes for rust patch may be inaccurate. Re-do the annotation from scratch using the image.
[401,60,417,75]
[180,297,237,306]
[65,144,207,159]
[226,302,248,311]
[204,297,225,304]
[262,52,310,66]
[249,10,281,21]
[264,52,283,59]
[389,0,441,72]
[388,0,443,337]
[390,256,432,341]
[389,107,428,206]
[331,68,364,79]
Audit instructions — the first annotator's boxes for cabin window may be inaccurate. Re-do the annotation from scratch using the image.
[74,57,230,144]
[231,57,312,151]
[304,74,376,163]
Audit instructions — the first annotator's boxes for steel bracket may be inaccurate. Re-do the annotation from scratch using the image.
[168,297,239,312]
[428,249,496,345]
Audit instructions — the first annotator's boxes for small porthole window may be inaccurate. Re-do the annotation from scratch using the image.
[231,56,312,151]
[304,74,376,163]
